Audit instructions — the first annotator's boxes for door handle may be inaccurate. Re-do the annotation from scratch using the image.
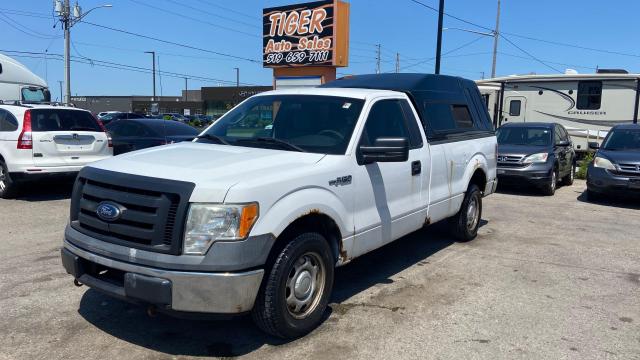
[411,160,421,176]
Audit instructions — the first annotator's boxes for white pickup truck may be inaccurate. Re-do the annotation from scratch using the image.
[61,74,497,338]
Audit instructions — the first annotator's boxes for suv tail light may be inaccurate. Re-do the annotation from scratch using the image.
[95,116,112,148]
[17,110,33,149]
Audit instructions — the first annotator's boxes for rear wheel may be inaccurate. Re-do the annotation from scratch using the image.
[563,161,575,186]
[252,232,334,339]
[0,160,18,199]
[542,169,557,196]
[450,184,482,242]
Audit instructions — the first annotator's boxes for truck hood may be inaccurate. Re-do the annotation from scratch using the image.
[90,142,326,202]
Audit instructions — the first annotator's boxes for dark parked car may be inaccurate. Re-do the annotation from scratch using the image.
[587,124,640,200]
[106,119,199,155]
[99,112,145,125]
[496,122,575,195]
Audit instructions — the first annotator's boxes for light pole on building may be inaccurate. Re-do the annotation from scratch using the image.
[144,51,156,101]
[54,1,112,105]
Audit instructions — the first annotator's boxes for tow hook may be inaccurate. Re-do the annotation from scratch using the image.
[73,279,83,287]
[147,305,158,318]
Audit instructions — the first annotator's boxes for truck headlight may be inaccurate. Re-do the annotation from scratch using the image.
[183,203,259,255]
[593,156,615,170]
[523,152,549,164]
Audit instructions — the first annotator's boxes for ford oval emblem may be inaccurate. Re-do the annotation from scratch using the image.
[96,201,122,222]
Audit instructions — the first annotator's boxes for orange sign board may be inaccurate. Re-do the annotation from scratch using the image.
[263,0,349,68]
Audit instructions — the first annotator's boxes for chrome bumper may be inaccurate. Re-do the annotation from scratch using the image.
[63,240,264,314]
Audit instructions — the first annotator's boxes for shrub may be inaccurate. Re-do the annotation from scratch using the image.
[576,153,593,180]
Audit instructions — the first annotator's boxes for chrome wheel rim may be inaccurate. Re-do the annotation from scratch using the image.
[286,252,326,319]
[551,171,557,190]
[570,166,575,182]
[466,196,480,231]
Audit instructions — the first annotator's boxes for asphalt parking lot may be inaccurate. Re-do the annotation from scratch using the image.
[0,179,638,360]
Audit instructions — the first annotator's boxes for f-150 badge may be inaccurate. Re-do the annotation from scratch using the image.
[329,175,352,187]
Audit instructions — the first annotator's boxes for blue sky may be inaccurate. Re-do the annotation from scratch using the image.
[2,0,639,100]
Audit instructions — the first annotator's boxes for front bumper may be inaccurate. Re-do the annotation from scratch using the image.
[61,242,264,314]
[497,162,553,186]
[587,165,640,196]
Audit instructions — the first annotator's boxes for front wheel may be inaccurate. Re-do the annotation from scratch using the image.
[542,169,558,196]
[563,162,575,186]
[449,184,482,242]
[252,232,334,339]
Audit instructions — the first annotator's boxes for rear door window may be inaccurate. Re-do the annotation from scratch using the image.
[31,109,102,132]
[0,109,19,132]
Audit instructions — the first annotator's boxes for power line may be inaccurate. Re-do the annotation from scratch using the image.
[193,0,256,21]
[159,0,258,29]
[498,52,597,71]
[81,21,261,64]
[0,13,60,39]
[1,50,262,85]
[399,35,487,71]
[127,0,259,38]
[0,8,51,19]
[502,31,640,59]
[406,0,493,32]
[499,34,561,73]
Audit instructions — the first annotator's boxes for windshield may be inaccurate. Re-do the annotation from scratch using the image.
[21,87,49,102]
[497,127,551,146]
[31,109,102,132]
[197,95,365,154]
[602,128,640,151]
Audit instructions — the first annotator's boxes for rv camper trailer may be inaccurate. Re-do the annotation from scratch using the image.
[477,72,640,155]
[0,53,51,103]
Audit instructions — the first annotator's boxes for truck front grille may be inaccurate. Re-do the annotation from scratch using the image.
[70,167,195,255]
[616,163,640,177]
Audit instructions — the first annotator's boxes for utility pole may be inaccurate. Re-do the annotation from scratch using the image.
[145,51,156,101]
[375,44,381,74]
[234,67,240,88]
[434,0,445,74]
[54,1,111,105]
[491,0,501,78]
[395,53,400,73]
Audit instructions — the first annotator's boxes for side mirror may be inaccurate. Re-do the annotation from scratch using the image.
[588,142,600,150]
[556,140,571,147]
[359,137,409,165]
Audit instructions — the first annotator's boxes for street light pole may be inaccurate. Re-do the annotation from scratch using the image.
[145,51,156,101]
[54,1,112,105]
[234,67,240,88]
[434,0,445,74]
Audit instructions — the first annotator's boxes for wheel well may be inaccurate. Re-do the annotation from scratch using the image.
[469,169,487,193]
[268,213,343,266]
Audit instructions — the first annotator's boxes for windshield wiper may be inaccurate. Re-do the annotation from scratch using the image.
[195,134,231,145]
[237,137,306,152]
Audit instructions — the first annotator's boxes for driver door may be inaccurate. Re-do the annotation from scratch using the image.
[352,98,428,257]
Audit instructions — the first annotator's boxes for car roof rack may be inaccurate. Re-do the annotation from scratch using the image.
[0,100,33,108]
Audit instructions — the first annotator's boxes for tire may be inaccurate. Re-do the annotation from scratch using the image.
[449,184,482,242]
[252,232,334,339]
[542,169,558,196]
[563,161,575,186]
[0,160,18,199]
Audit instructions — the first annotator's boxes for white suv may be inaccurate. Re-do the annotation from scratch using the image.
[0,103,113,198]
